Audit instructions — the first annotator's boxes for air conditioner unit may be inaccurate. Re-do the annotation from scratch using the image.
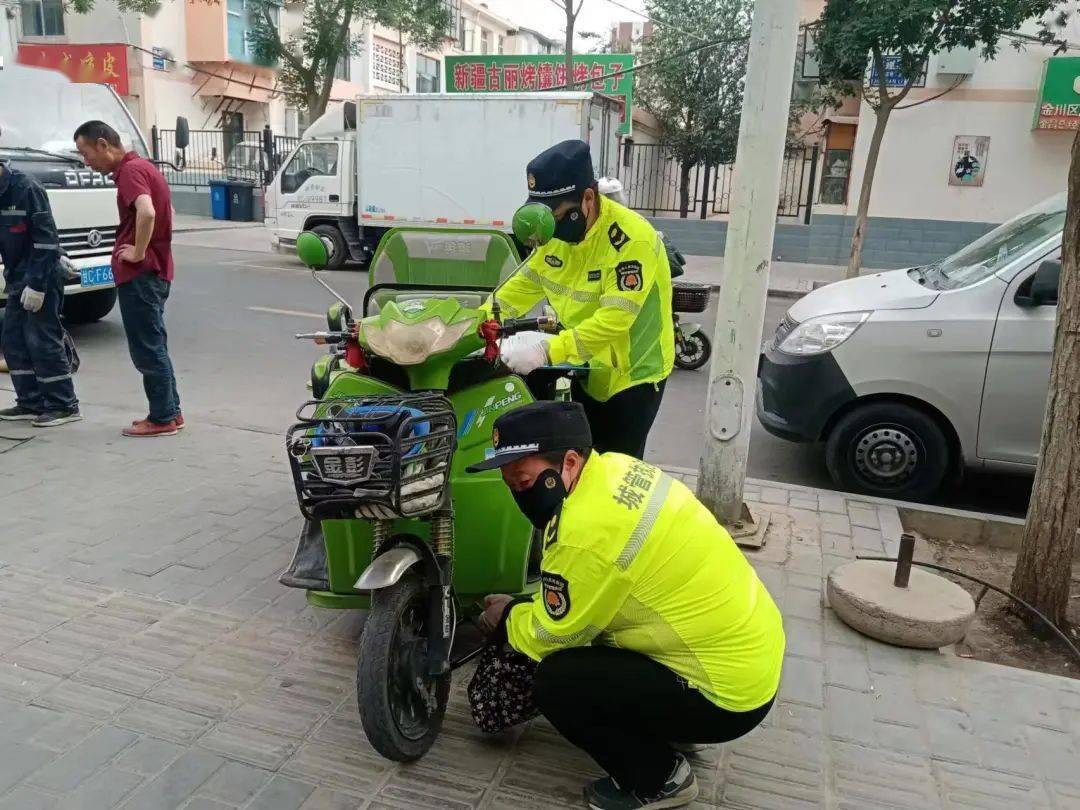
[937,47,977,76]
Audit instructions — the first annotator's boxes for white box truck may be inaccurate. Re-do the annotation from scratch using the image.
[0,63,154,323]
[264,92,623,269]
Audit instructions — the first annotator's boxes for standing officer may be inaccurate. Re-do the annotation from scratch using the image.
[467,402,785,810]
[491,140,674,459]
[0,160,80,426]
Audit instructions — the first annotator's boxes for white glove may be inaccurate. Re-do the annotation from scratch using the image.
[60,255,77,275]
[20,286,45,313]
[500,331,552,375]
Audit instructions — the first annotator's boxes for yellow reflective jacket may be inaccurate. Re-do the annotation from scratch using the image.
[505,453,785,713]
[490,197,674,401]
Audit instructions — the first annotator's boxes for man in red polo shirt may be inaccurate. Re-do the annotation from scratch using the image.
[74,121,182,437]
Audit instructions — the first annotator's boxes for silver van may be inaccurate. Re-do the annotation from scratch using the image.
[757,193,1065,500]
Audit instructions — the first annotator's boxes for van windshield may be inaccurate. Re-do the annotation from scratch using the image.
[920,194,1066,291]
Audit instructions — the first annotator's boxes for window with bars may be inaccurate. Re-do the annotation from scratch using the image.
[444,0,460,39]
[21,0,64,36]
[372,38,403,87]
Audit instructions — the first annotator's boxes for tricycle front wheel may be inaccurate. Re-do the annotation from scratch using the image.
[356,575,450,761]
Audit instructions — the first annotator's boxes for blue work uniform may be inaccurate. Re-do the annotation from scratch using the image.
[0,164,78,413]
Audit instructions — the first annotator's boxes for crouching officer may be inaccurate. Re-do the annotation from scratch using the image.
[466,402,785,810]
[490,139,674,459]
[0,160,80,426]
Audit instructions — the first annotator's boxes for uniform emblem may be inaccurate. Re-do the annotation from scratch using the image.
[492,428,500,448]
[528,173,537,190]
[544,255,563,268]
[544,476,557,489]
[608,222,630,251]
[587,270,601,282]
[542,572,570,619]
[615,260,643,292]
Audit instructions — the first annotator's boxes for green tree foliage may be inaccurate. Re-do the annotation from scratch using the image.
[812,0,1061,276]
[637,0,752,217]
[247,0,450,118]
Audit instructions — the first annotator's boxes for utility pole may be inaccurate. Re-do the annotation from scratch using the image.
[696,0,800,530]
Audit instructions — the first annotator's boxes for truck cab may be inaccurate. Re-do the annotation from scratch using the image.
[0,63,152,323]
[265,103,359,270]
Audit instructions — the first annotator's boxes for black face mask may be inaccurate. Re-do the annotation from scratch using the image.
[512,467,568,529]
[553,206,588,244]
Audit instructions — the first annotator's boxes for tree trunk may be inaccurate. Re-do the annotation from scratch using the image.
[564,1,575,88]
[846,102,891,279]
[1009,127,1080,629]
[678,160,692,219]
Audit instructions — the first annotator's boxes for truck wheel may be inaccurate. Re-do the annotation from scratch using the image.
[674,332,711,371]
[357,574,450,762]
[63,287,117,324]
[311,225,348,271]
[825,402,950,502]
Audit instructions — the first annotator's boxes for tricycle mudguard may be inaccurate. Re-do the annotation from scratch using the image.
[354,545,422,591]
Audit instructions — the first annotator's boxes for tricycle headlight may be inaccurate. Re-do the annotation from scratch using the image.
[362,319,473,365]
[777,311,871,356]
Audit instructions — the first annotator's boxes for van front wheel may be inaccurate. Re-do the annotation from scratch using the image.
[825,402,950,502]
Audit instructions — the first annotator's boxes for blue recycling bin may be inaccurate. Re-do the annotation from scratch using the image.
[209,180,230,220]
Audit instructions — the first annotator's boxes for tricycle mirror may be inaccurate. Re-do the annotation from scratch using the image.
[175,116,190,150]
[297,231,330,270]
[327,300,351,331]
[512,203,556,249]
[1015,259,1061,307]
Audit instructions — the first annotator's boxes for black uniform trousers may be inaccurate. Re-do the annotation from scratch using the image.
[2,274,77,413]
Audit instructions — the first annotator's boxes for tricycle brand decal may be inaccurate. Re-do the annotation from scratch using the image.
[459,390,524,437]
[542,572,570,619]
[399,299,426,313]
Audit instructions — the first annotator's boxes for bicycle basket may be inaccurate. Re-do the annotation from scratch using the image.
[672,282,711,313]
[286,393,456,520]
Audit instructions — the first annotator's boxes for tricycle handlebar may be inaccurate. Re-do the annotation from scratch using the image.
[498,315,558,337]
[295,331,347,344]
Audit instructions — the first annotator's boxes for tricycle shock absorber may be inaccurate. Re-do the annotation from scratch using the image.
[371,520,391,556]
[430,512,454,560]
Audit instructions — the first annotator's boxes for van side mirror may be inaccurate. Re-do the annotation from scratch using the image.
[1015,259,1061,307]
[175,117,190,150]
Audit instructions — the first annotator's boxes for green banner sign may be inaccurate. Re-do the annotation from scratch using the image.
[1034,56,1080,131]
[444,53,634,135]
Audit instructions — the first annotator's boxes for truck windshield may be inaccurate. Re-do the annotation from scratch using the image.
[923,194,1066,291]
[0,77,148,162]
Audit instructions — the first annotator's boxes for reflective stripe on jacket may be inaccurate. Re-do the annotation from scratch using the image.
[492,197,674,401]
[0,166,62,294]
[506,453,786,713]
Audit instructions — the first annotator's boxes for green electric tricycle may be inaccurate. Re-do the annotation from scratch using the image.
[280,206,570,761]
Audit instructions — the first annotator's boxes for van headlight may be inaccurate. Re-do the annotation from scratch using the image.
[362,319,474,365]
[777,311,871,356]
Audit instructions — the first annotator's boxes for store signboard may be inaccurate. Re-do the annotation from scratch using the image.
[445,54,634,135]
[1034,56,1080,131]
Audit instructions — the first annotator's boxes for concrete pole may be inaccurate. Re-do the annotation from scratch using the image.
[696,0,800,525]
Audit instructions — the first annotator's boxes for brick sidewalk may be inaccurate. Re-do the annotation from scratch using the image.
[1,408,1079,808]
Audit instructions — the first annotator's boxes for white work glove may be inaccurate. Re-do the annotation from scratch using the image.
[500,331,552,375]
[60,255,77,275]
[20,286,45,313]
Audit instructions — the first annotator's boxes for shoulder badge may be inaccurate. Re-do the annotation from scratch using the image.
[615,260,643,292]
[542,512,560,551]
[608,221,630,251]
[541,572,570,620]
[544,254,564,268]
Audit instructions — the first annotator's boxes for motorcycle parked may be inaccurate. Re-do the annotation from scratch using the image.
[280,207,569,762]
[662,233,713,371]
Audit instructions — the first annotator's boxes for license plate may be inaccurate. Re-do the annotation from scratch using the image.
[310,446,375,485]
[80,265,114,288]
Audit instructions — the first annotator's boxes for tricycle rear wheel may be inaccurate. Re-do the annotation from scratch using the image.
[356,575,450,761]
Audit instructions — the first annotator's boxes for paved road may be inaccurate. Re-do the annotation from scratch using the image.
[39,242,1030,516]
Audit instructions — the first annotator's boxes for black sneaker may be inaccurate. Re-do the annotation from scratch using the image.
[32,409,83,427]
[0,405,41,421]
[584,754,698,809]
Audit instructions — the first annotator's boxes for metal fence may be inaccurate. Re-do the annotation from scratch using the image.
[617,142,819,222]
[152,126,301,188]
